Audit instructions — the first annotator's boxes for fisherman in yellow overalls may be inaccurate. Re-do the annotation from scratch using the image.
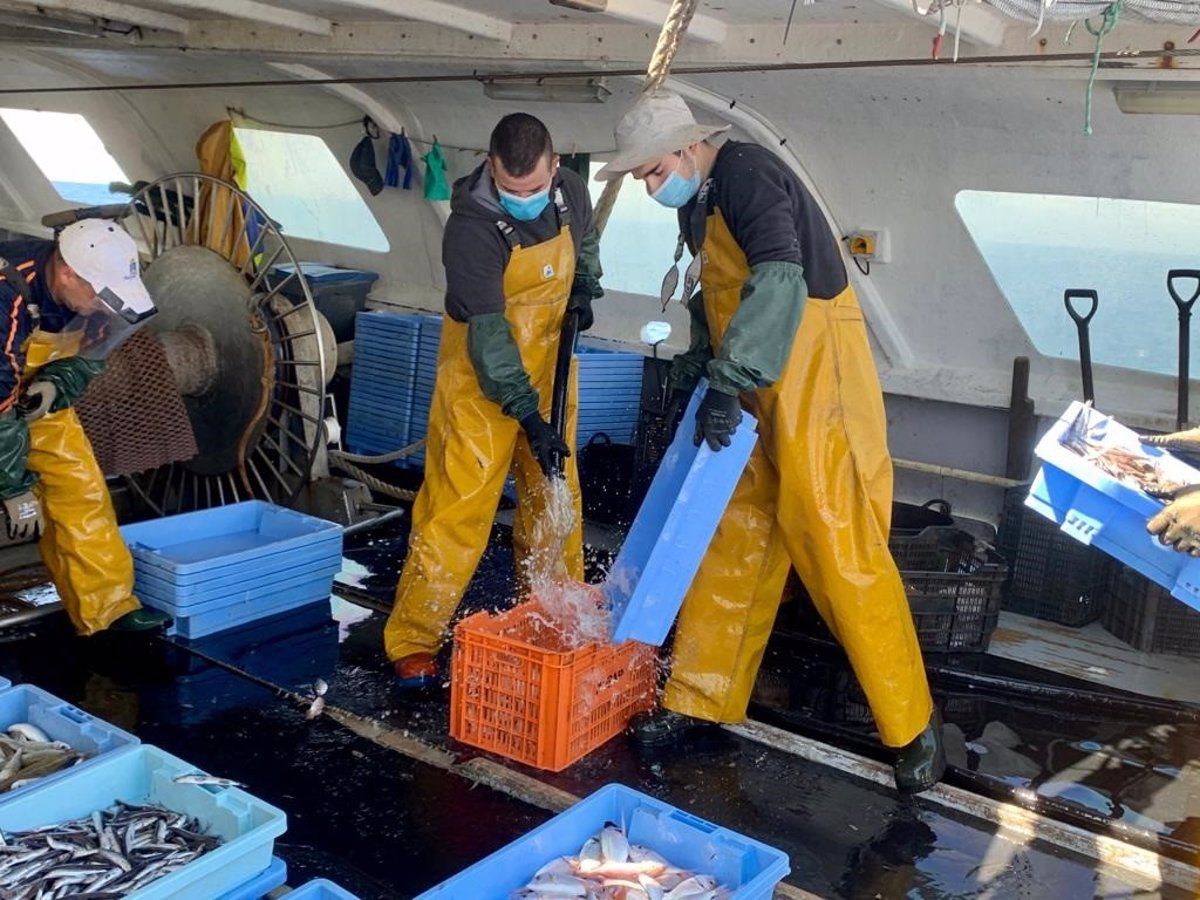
[595,91,945,793]
[384,113,604,684]
[0,217,168,635]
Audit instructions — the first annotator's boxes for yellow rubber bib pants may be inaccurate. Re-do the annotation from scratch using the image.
[384,226,584,662]
[663,210,933,748]
[23,332,140,635]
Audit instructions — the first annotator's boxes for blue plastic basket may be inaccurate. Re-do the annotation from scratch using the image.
[415,783,789,900]
[604,385,758,645]
[131,546,342,604]
[1027,402,1200,609]
[0,745,287,900]
[166,594,333,641]
[120,502,343,582]
[286,879,361,899]
[0,684,140,806]
[0,677,9,692]
[218,856,287,900]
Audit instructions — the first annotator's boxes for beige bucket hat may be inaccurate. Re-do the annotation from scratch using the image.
[594,89,730,182]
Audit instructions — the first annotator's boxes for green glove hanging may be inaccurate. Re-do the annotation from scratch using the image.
[423,141,451,202]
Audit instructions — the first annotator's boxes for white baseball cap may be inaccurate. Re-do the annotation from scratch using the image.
[58,218,155,324]
[594,90,730,182]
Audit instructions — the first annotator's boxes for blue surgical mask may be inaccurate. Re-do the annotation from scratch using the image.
[498,187,551,222]
[651,153,701,208]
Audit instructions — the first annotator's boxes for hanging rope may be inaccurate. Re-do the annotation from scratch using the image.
[1083,0,1123,135]
[593,0,702,237]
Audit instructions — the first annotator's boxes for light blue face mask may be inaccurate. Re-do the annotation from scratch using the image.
[651,153,701,209]
[498,186,551,222]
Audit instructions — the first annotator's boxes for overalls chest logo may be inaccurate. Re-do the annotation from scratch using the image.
[542,264,555,279]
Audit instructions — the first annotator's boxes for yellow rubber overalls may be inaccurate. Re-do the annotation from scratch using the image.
[663,209,933,748]
[23,327,140,635]
[384,197,584,662]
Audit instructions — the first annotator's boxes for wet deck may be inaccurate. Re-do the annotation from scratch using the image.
[1,510,1197,898]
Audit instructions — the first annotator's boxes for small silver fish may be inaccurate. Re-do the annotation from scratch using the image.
[172,774,244,788]
[306,695,326,720]
[6,723,49,743]
[313,677,329,697]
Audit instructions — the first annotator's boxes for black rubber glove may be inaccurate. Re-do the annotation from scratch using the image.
[694,388,743,452]
[520,412,571,478]
[566,293,594,332]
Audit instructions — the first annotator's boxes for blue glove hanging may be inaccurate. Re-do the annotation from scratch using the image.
[384,132,414,190]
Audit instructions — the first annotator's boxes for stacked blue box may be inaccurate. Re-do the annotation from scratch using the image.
[347,317,645,473]
[346,311,442,471]
[575,346,644,446]
[0,745,287,900]
[0,684,140,806]
[120,501,344,640]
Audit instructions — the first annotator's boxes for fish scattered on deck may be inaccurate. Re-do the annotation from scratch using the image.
[172,773,244,788]
[0,801,222,898]
[512,823,731,900]
[0,728,86,794]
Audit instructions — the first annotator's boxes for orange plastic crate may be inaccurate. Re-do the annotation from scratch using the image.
[450,598,657,772]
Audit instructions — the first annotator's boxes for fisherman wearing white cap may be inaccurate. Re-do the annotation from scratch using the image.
[597,90,945,793]
[0,215,168,635]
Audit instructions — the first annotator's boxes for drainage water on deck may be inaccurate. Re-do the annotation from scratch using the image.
[0,514,1193,897]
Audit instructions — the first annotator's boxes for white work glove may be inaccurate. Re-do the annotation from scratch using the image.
[3,491,43,542]
[18,382,57,422]
[1148,485,1200,556]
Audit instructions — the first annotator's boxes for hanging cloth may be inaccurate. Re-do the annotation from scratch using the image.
[195,120,251,269]
[384,132,414,190]
[422,140,451,202]
[350,117,384,196]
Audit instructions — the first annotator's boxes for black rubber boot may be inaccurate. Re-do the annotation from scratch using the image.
[107,608,172,633]
[630,709,713,749]
[894,709,946,794]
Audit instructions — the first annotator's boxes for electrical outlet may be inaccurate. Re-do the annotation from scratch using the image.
[846,228,891,264]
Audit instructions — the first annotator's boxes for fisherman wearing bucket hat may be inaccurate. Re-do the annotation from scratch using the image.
[598,90,945,794]
[0,216,169,635]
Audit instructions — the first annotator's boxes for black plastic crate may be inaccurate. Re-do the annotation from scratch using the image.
[1101,564,1200,658]
[997,489,1109,627]
[630,357,678,514]
[785,527,1006,654]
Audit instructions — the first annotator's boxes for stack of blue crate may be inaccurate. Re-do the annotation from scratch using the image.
[575,345,644,446]
[120,501,344,640]
[346,311,441,471]
[346,313,645,465]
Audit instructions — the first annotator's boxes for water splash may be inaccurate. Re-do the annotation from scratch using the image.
[521,476,611,650]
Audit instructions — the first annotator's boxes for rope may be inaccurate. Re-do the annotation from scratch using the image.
[329,455,419,503]
[329,441,425,465]
[1083,0,1123,135]
[327,444,424,503]
[593,0,703,237]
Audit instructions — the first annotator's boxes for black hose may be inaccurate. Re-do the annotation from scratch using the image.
[549,310,580,477]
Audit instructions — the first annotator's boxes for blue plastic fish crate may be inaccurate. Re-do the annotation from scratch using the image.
[416,783,789,900]
[286,879,360,899]
[218,856,287,900]
[604,384,758,646]
[0,684,140,806]
[121,502,342,582]
[0,745,287,900]
[1027,402,1200,610]
[120,501,343,639]
[0,676,9,692]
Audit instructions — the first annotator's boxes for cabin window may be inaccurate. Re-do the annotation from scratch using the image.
[956,189,1200,378]
[0,108,130,204]
[587,159,693,298]
[232,127,389,253]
